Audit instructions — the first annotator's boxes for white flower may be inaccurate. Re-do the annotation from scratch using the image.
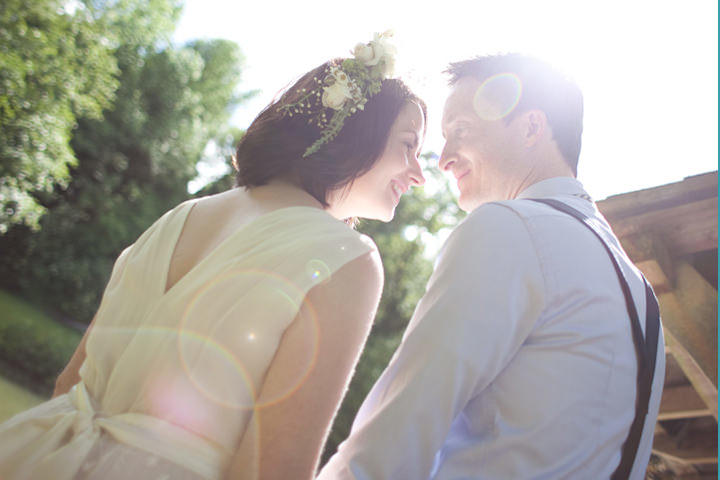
[322,81,354,110]
[380,53,396,77]
[364,40,385,66]
[353,31,396,70]
[328,65,353,86]
[353,43,375,64]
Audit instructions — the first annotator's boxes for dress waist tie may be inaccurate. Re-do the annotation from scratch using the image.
[6,383,230,480]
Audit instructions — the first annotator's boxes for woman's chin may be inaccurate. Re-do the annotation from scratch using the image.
[361,207,395,223]
[378,207,395,222]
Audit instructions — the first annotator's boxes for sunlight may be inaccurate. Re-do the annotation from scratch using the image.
[188,141,231,194]
[174,0,717,200]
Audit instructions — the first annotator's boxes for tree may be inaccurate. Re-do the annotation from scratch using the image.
[0,1,251,322]
[0,0,119,232]
[190,127,246,197]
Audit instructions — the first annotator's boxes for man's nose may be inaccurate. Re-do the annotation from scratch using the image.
[439,142,456,172]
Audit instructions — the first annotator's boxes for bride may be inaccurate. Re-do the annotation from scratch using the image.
[0,33,426,480]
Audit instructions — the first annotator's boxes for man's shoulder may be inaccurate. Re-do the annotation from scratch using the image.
[459,199,549,232]
[444,202,535,252]
[482,198,564,220]
[444,198,579,254]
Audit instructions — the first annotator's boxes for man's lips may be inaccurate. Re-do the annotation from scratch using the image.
[455,170,470,182]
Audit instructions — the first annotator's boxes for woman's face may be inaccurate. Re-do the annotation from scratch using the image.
[328,101,426,222]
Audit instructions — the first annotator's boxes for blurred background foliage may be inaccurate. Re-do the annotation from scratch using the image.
[0,0,464,467]
[0,0,246,322]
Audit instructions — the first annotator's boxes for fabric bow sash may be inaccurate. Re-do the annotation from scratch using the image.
[0,382,229,479]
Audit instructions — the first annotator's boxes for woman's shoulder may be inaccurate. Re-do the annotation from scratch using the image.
[335,247,383,290]
[305,246,384,321]
[276,207,379,259]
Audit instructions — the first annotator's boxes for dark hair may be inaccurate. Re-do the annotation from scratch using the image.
[234,59,427,206]
[445,54,583,174]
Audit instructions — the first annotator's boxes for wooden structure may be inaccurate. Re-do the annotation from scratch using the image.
[597,171,718,479]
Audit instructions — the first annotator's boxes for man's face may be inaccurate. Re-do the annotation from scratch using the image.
[440,76,527,212]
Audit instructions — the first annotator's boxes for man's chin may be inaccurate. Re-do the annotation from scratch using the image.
[457,193,480,213]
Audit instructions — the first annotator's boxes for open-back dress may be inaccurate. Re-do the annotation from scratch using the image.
[0,200,375,480]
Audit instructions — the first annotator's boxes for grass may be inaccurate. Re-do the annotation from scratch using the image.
[0,375,46,423]
[0,289,82,395]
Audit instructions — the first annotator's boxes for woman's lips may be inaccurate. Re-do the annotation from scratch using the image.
[391,180,406,203]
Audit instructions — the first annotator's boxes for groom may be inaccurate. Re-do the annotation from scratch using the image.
[319,54,665,479]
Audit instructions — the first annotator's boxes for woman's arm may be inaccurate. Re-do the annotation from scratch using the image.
[52,314,96,397]
[53,244,132,398]
[223,250,383,480]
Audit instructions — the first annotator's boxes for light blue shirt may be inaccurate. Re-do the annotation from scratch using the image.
[318,177,665,480]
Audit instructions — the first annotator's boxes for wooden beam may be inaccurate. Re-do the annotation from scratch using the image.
[610,197,717,242]
[672,475,719,480]
[662,260,718,386]
[636,259,673,294]
[658,409,713,422]
[619,232,677,294]
[658,384,713,420]
[664,329,718,420]
[653,431,718,464]
[654,422,668,435]
[674,260,718,377]
[665,353,690,385]
[650,454,699,475]
[665,218,719,257]
[599,172,717,220]
[659,292,718,393]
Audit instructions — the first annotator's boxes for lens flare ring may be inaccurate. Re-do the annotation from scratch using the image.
[473,72,522,121]
[177,268,321,410]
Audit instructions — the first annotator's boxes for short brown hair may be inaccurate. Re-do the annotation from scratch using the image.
[445,54,583,174]
[235,59,427,206]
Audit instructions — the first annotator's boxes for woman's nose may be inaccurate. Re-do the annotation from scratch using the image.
[408,156,426,186]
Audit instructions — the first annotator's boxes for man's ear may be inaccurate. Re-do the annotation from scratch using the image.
[522,110,547,147]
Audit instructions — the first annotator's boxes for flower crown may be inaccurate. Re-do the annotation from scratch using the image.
[278,31,397,157]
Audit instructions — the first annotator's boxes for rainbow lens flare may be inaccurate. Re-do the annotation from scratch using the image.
[473,73,523,121]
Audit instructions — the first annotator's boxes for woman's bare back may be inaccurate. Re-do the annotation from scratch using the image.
[165,184,324,293]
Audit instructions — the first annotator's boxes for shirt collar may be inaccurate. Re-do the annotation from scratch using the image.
[516,176,592,202]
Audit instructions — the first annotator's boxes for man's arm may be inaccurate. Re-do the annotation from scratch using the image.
[318,203,547,480]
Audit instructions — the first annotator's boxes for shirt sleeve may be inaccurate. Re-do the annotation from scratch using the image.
[317,203,547,480]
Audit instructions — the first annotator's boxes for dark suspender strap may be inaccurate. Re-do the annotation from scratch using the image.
[527,198,660,479]
[643,276,660,391]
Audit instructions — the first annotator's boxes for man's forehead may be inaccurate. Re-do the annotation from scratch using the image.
[443,78,480,124]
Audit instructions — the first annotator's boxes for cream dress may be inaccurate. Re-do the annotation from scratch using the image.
[0,201,376,480]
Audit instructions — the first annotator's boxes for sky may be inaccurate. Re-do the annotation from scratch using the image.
[174,0,718,201]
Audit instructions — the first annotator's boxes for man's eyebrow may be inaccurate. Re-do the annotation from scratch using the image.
[441,115,458,139]
[444,112,457,124]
